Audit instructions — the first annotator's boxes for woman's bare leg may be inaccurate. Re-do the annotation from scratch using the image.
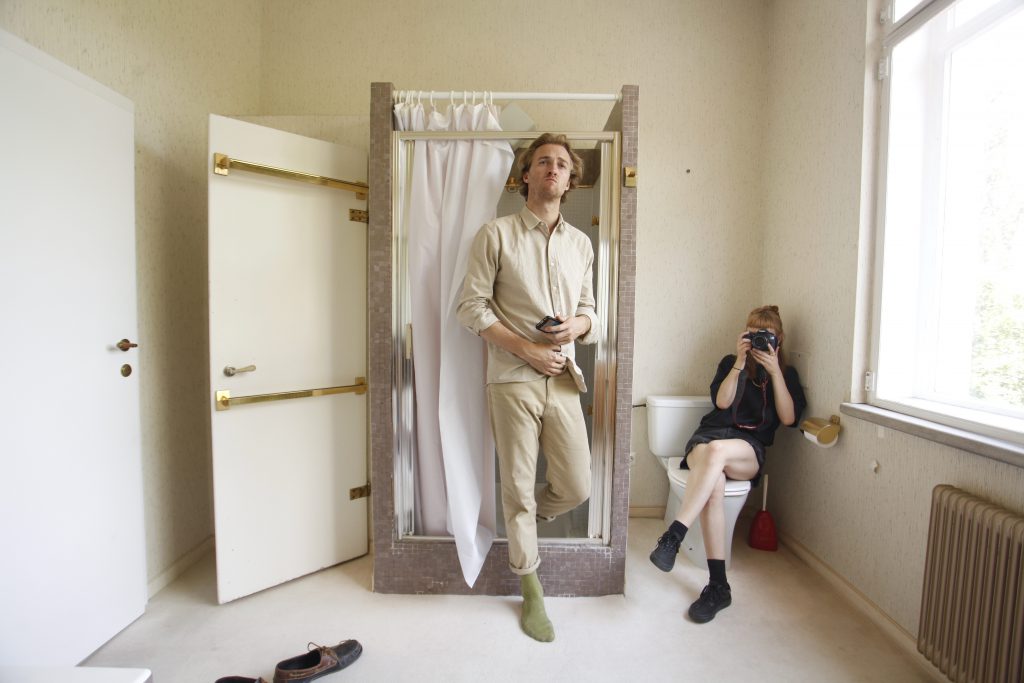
[673,439,758,527]
[699,472,727,560]
[650,438,759,574]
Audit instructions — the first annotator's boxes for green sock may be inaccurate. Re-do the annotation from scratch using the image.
[520,572,555,642]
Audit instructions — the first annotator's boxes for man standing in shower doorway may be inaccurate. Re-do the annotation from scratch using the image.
[457,133,598,642]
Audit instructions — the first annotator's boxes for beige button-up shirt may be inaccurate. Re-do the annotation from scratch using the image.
[457,206,600,392]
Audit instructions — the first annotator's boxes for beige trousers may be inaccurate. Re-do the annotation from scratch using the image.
[486,372,592,575]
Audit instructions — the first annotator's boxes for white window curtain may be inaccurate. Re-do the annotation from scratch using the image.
[394,96,514,586]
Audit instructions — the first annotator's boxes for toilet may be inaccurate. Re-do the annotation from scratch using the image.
[647,395,752,567]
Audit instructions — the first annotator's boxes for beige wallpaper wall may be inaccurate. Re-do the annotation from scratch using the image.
[761,0,1024,636]
[6,0,1019,642]
[1,0,769,586]
[257,0,771,511]
[0,0,262,584]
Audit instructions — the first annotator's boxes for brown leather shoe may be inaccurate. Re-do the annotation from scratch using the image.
[273,640,362,683]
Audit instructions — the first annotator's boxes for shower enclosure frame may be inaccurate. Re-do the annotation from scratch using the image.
[393,130,619,544]
[368,82,638,596]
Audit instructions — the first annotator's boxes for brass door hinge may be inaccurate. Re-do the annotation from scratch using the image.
[350,209,369,223]
[349,483,371,500]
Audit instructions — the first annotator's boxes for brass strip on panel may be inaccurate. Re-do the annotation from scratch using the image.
[215,377,367,411]
[213,152,369,199]
[623,166,637,187]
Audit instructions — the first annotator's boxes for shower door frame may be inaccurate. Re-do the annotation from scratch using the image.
[391,131,620,544]
[369,82,638,596]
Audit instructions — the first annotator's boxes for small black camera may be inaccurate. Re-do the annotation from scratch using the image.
[535,315,559,331]
[744,329,779,351]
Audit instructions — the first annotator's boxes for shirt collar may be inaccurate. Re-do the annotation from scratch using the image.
[519,206,565,234]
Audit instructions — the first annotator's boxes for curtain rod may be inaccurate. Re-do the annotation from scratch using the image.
[393,90,621,103]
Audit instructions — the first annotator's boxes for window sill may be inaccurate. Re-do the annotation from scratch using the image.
[840,403,1024,469]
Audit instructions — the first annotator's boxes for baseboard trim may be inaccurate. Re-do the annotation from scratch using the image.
[146,536,214,598]
[628,506,666,518]
[778,531,945,683]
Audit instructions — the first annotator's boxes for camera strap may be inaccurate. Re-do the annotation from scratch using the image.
[732,369,768,431]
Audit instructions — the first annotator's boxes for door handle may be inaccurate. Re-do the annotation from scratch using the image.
[116,338,138,352]
[223,364,256,377]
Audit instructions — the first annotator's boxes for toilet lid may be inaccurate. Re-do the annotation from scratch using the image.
[666,457,752,495]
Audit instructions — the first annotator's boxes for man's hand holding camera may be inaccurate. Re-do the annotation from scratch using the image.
[536,313,591,346]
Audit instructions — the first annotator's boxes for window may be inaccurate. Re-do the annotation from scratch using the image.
[872,0,1024,445]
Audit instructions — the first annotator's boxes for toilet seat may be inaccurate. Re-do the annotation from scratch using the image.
[665,457,752,496]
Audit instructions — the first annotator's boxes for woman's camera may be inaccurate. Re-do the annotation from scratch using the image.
[744,329,779,351]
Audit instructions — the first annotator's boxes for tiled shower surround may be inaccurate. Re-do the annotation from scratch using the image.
[369,82,638,596]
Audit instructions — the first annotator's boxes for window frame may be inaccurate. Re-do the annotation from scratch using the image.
[865,0,1024,455]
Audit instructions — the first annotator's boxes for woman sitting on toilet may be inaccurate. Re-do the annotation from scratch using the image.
[649,304,806,623]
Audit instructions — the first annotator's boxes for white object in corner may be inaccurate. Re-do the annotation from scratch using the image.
[0,667,151,683]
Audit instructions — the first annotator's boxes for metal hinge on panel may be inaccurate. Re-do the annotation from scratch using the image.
[623,166,637,188]
[349,209,369,223]
[864,370,875,393]
[877,56,890,81]
[350,483,371,500]
[879,2,893,25]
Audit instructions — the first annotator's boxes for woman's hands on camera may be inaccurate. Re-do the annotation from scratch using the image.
[737,330,783,380]
[751,346,783,379]
[735,331,752,371]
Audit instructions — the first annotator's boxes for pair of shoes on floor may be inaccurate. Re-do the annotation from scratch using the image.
[649,530,682,572]
[688,582,732,623]
[216,639,362,683]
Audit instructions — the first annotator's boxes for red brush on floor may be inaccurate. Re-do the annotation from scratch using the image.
[748,474,778,551]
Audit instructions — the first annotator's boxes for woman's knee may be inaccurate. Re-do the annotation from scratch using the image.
[689,442,728,470]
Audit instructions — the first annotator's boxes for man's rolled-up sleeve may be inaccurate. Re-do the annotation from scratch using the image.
[456,224,500,335]
[574,245,600,345]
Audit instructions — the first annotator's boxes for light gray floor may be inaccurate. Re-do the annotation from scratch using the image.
[85,517,934,682]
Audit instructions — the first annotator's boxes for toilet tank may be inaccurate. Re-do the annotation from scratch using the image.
[647,395,713,458]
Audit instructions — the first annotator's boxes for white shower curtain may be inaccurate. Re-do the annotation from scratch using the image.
[394,97,514,586]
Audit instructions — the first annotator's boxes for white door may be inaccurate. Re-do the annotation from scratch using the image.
[208,115,368,604]
[0,30,145,665]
